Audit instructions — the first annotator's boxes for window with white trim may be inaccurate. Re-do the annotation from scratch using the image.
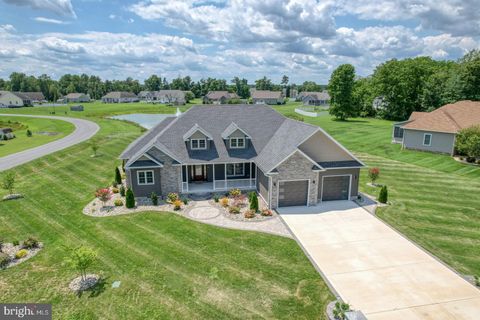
[191,139,207,150]
[226,163,245,177]
[137,170,154,185]
[229,137,245,149]
[423,133,432,146]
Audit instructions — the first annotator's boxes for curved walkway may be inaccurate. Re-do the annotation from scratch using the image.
[0,114,99,171]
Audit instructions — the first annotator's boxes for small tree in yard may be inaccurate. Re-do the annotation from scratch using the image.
[249,193,259,212]
[368,167,380,185]
[119,185,125,197]
[455,125,480,161]
[378,185,388,204]
[65,246,97,282]
[1,172,16,195]
[125,188,135,208]
[150,192,158,206]
[95,188,112,207]
[90,140,99,157]
[114,167,122,185]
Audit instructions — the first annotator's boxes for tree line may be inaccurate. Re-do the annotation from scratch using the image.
[328,50,480,121]
[0,72,325,102]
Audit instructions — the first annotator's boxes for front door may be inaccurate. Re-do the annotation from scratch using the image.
[192,165,206,181]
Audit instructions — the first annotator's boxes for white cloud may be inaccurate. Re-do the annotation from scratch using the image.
[34,17,69,24]
[0,24,16,32]
[3,0,76,18]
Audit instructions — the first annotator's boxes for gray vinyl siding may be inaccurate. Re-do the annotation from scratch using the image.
[256,167,269,204]
[403,129,455,154]
[214,164,225,180]
[317,168,360,202]
[127,168,162,197]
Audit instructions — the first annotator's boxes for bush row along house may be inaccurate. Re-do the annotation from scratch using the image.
[120,104,364,209]
[0,91,46,108]
[392,100,480,155]
[138,90,187,105]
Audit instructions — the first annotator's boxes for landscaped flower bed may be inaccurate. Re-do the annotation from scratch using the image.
[210,189,275,222]
[0,236,43,269]
[83,185,194,217]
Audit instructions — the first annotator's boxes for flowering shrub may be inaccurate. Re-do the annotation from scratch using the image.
[229,188,241,198]
[244,209,255,218]
[173,200,182,210]
[368,167,380,184]
[220,197,229,207]
[233,194,247,207]
[95,188,112,207]
[229,206,240,214]
[261,209,273,216]
[114,199,123,206]
[167,192,179,203]
[111,187,119,194]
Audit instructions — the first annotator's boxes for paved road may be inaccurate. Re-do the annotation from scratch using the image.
[279,201,480,320]
[0,114,99,171]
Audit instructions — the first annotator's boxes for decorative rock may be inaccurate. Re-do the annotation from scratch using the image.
[188,206,220,220]
[69,274,100,292]
[0,242,43,269]
[2,194,24,201]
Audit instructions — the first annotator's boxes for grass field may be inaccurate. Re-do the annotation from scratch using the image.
[0,106,332,319]
[0,116,75,157]
[1,101,480,317]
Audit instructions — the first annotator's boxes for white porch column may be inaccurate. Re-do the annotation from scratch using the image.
[186,165,189,192]
[224,164,227,190]
[249,162,252,187]
[213,164,216,190]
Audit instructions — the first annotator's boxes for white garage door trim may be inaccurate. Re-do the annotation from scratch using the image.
[320,174,352,202]
[277,179,310,208]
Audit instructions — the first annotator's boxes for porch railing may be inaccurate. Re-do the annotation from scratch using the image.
[213,178,256,190]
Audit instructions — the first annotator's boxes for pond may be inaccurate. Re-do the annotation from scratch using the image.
[110,113,175,129]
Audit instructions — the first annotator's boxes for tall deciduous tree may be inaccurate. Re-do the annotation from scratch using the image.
[328,64,356,120]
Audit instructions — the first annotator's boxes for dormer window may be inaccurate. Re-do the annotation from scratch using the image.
[230,137,245,149]
[191,139,207,150]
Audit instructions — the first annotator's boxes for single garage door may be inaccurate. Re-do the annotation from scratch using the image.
[278,180,308,207]
[322,176,350,201]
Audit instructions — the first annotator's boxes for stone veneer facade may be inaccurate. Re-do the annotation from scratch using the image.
[269,151,319,209]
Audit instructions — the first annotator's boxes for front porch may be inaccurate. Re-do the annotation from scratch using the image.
[181,162,257,193]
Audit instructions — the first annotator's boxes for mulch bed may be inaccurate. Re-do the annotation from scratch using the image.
[208,196,275,222]
[1,242,43,269]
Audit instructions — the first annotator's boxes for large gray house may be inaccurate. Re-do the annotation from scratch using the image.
[120,105,364,208]
[392,100,480,155]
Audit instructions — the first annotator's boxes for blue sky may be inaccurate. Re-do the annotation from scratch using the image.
[0,0,478,84]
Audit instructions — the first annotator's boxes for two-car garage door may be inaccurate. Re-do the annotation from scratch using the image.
[277,175,351,207]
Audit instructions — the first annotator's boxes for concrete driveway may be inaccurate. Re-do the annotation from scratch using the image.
[279,201,480,319]
[0,114,99,171]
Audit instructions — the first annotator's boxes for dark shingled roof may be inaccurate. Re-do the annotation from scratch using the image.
[121,105,362,173]
[317,160,363,168]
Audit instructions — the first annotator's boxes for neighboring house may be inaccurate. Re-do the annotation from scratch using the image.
[120,105,364,209]
[14,92,46,105]
[64,93,90,103]
[101,92,139,103]
[203,91,240,104]
[0,127,14,140]
[0,91,24,108]
[300,91,330,106]
[70,105,84,111]
[139,90,186,105]
[392,100,480,155]
[251,90,284,105]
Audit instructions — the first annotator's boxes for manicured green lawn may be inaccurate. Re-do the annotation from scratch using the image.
[0,116,75,157]
[0,114,332,319]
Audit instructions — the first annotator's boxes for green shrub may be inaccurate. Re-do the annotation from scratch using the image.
[333,301,351,320]
[23,236,39,249]
[0,252,10,268]
[15,249,28,259]
[115,167,122,185]
[26,129,32,137]
[474,275,480,287]
[12,240,19,246]
[229,188,241,198]
[249,193,259,212]
[229,206,240,214]
[378,185,388,204]
[125,188,135,208]
[182,198,188,205]
[213,195,219,202]
[151,192,158,206]
[119,185,125,197]
[455,125,480,158]
[167,192,179,203]
[114,199,123,206]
